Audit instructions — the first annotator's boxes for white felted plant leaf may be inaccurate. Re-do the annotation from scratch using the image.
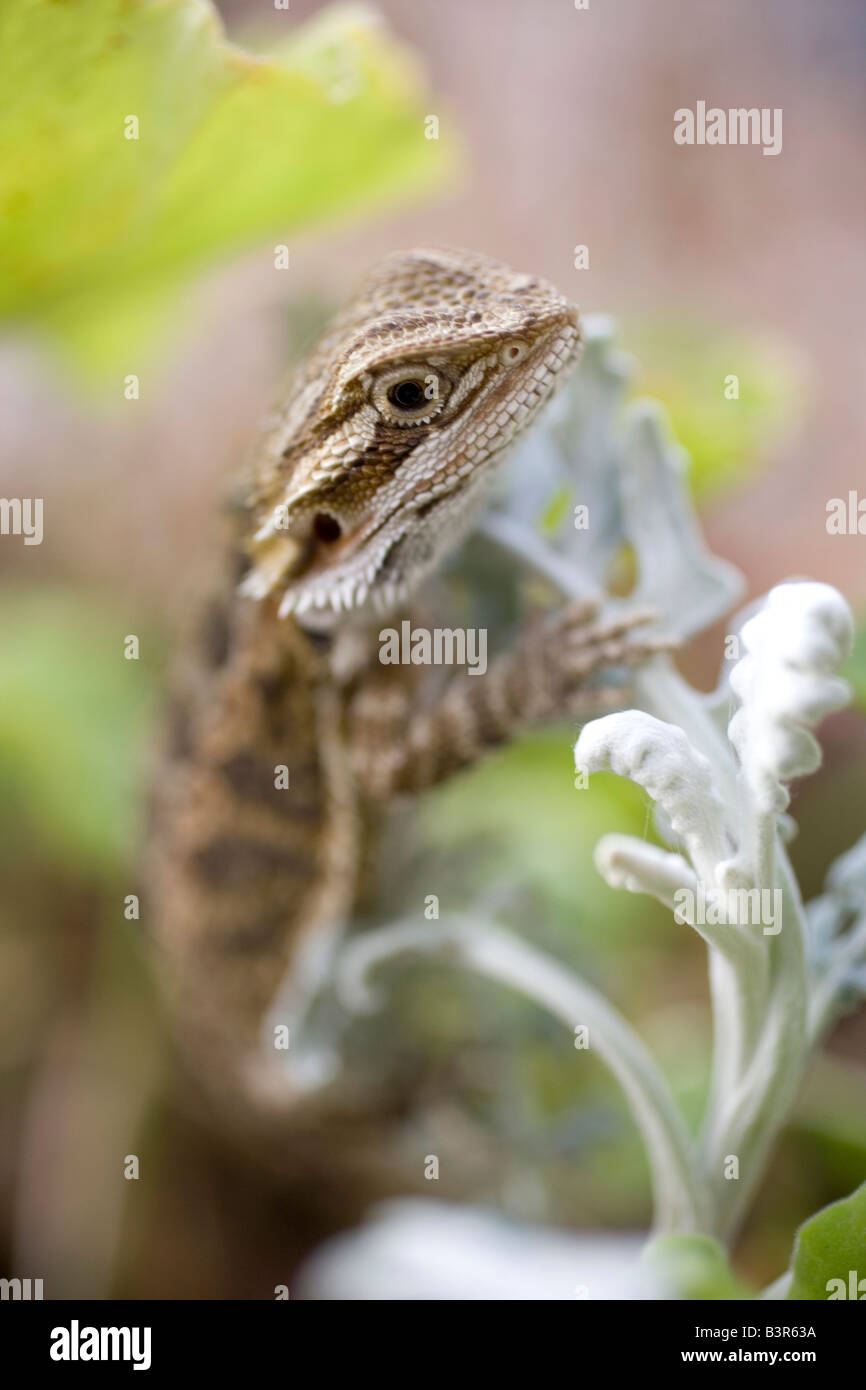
[575,711,733,882]
[728,583,853,817]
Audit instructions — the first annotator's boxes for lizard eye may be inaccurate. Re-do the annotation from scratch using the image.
[373,366,449,424]
[388,379,425,410]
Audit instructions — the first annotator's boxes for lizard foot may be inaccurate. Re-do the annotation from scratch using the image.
[509,601,672,722]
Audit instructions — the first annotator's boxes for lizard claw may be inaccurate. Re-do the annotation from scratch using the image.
[513,602,673,721]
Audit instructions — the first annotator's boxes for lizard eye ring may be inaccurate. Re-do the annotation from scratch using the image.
[373,365,450,425]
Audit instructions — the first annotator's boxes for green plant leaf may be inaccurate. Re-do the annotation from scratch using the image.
[539,486,571,535]
[0,591,158,873]
[787,1181,866,1300]
[420,733,673,952]
[624,322,803,502]
[643,1233,751,1300]
[843,622,866,714]
[0,0,456,376]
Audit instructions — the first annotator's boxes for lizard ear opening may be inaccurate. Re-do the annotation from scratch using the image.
[312,512,342,543]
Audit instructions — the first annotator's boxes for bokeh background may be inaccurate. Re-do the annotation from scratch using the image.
[1,0,865,1297]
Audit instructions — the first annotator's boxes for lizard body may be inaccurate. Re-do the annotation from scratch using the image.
[145,248,656,1104]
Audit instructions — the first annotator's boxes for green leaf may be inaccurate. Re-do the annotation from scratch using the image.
[0,0,456,376]
[843,622,866,714]
[539,486,571,535]
[787,1181,866,1300]
[643,1233,752,1300]
[0,591,157,873]
[421,734,671,951]
[624,322,803,503]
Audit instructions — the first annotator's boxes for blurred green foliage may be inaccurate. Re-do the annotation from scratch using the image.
[377,733,712,1229]
[625,322,803,502]
[787,1181,866,1299]
[644,1233,752,1300]
[0,591,157,875]
[0,0,455,376]
[423,731,669,954]
[844,622,866,713]
[789,1058,866,1227]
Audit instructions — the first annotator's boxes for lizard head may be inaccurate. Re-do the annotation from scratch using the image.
[239,248,581,629]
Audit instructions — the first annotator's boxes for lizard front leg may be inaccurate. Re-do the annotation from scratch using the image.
[349,602,665,799]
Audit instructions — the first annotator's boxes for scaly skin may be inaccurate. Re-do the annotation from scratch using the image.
[145,248,658,1105]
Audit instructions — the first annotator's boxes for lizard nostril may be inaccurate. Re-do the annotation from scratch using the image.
[501,339,529,364]
[312,512,342,543]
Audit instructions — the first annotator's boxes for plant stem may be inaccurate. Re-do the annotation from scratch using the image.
[337,916,710,1234]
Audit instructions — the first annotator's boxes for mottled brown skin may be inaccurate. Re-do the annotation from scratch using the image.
[146,571,354,1099]
[145,249,659,1106]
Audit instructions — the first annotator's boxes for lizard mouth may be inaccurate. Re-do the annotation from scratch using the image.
[268,447,500,627]
[275,487,491,630]
[238,487,406,617]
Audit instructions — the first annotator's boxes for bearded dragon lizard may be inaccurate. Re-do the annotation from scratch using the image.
[145,248,659,1107]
